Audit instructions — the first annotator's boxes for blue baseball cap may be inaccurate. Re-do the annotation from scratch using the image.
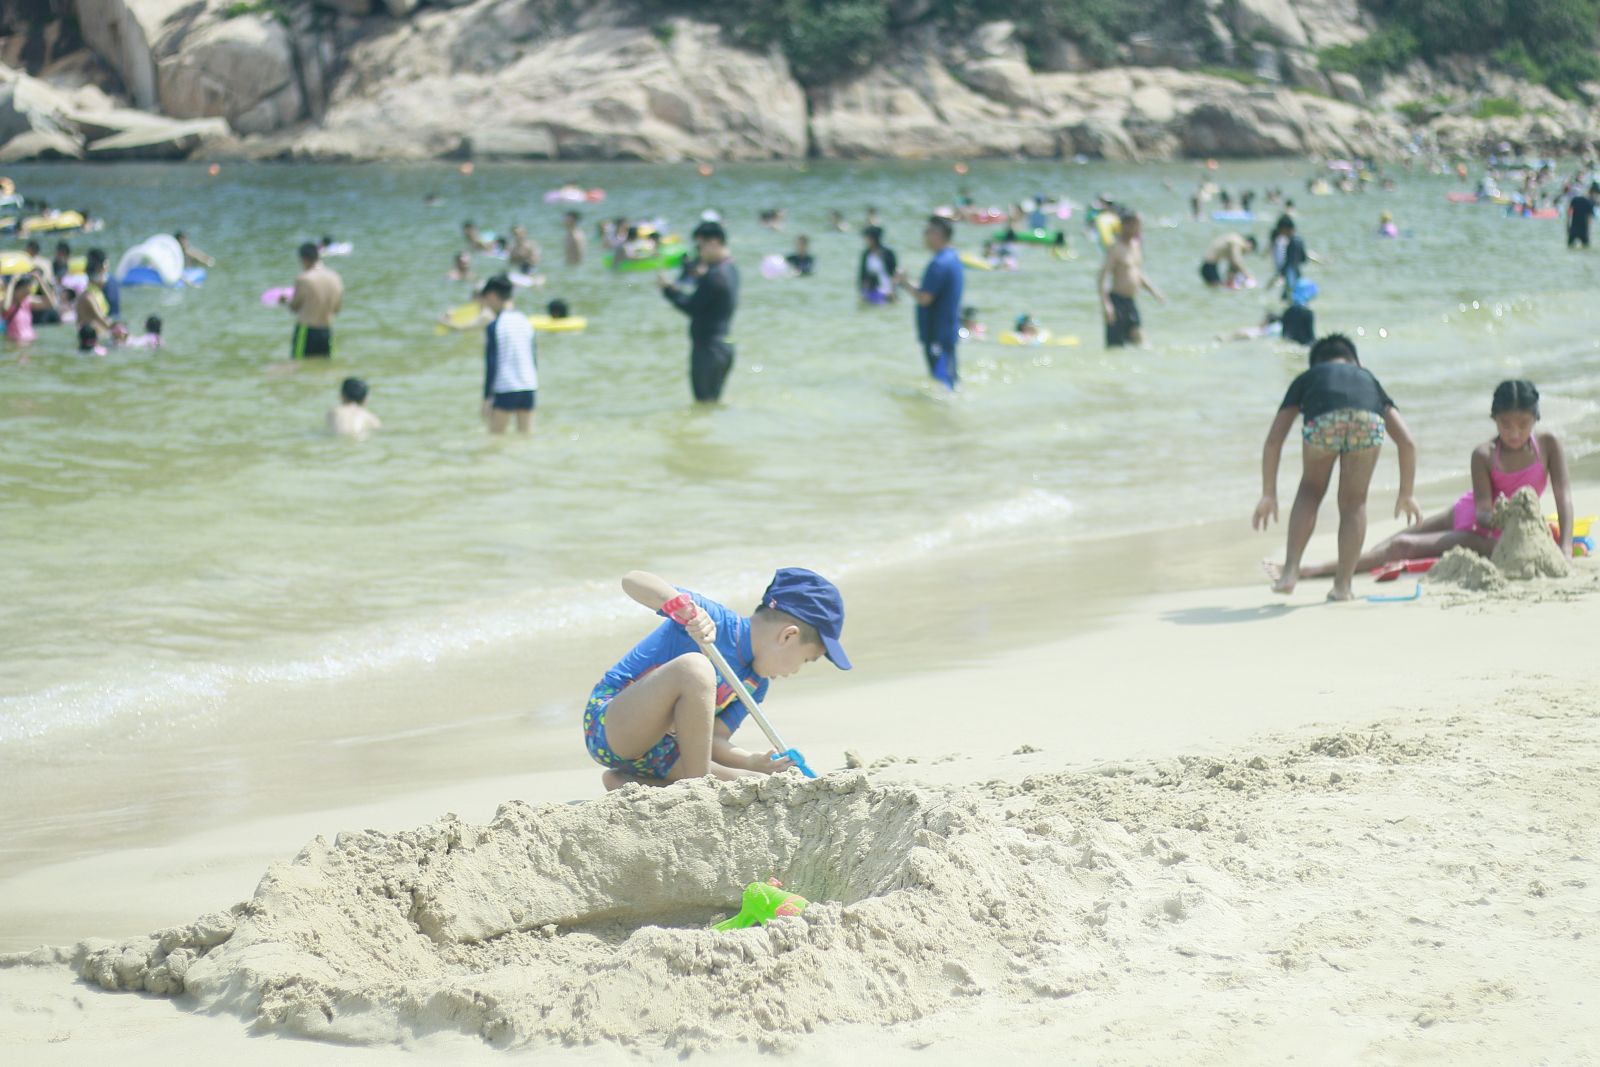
[762,568,851,670]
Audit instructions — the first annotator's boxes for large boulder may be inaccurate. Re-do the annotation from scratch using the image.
[1292,0,1370,50]
[300,17,807,161]
[73,0,319,134]
[157,14,301,134]
[1230,0,1308,49]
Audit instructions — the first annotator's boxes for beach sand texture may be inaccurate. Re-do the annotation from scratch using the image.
[3,547,1598,1065]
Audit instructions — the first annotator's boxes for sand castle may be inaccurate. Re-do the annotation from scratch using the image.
[1430,486,1570,590]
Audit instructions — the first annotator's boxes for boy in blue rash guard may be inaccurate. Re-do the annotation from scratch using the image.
[585,568,850,791]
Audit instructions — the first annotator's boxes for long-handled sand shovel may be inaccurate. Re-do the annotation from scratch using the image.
[698,642,818,779]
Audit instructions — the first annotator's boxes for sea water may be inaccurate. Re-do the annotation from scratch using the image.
[2,159,1599,832]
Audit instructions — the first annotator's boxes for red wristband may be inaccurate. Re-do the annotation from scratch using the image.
[661,594,697,625]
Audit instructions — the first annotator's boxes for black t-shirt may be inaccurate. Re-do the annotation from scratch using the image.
[663,259,738,345]
[1570,195,1595,224]
[1281,361,1395,420]
[786,252,815,276]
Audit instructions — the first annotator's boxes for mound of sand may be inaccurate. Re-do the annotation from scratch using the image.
[61,775,1095,1051]
[1491,486,1571,580]
[1428,547,1507,591]
[9,703,1600,1060]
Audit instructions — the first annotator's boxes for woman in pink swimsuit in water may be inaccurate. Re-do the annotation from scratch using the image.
[1293,380,1574,579]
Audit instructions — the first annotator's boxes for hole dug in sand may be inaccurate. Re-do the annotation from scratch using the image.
[70,773,1087,1051]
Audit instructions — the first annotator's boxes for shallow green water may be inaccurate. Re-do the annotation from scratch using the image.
[3,158,1599,744]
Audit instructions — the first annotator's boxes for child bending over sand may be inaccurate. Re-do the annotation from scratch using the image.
[1254,334,1421,600]
[1292,380,1574,577]
[586,568,850,791]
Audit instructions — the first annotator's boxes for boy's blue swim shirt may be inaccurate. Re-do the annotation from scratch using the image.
[599,590,768,733]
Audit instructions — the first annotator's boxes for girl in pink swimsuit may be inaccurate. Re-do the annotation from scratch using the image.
[1292,380,1574,580]
[4,273,52,350]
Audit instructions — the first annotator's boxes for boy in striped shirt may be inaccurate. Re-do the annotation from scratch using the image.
[479,274,538,433]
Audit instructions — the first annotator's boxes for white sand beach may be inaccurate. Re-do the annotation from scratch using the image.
[3,492,1599,1066]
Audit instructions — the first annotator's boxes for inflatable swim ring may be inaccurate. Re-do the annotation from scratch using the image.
[260,286,294,307]
[1445,192,1478,203]
[21,210,85,234]
[992,227,1064,245]
[602,245,688,272]
[1211,210,1255,222]
[122,265,205,287]
[532,315,586,332]
[998,331,1080,347]
[321,242,353,257]
[959,253,993,271]
[439,301,485,330]
[0,249,32,275]
[543,187,605,204]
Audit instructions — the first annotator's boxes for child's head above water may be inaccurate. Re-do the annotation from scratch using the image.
[341,377,369,405]
[77,324,98,350]
[546,298,569,319]
[144,315,161,336]
[1308,333,1358,366]
[961,305,978,324]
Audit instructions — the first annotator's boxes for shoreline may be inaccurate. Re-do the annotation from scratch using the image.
[2,481,1597,951]
[8,465,1595,885]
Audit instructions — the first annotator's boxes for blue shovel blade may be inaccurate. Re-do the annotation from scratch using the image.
[773,748,818,779]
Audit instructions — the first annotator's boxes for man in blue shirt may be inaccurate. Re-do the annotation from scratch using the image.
[896,215,964,389]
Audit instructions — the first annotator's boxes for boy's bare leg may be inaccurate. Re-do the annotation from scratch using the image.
[488,408,511,434]
[1273,446,1337,594]
[515,410,533,433]
[595,652,716,778]
[1331,446,1382,600]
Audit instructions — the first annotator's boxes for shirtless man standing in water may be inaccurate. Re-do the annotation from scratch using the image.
[284,241,343,359]
[1097,211,1164,348]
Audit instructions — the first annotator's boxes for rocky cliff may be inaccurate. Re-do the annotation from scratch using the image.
[2,0,1598,163]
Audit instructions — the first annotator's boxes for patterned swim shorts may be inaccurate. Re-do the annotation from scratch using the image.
[582,680,680,780]
[1302,408,1385,453]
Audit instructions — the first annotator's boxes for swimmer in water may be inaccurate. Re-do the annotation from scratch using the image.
[461,220,493,253]
[328,377,382,439]
[124,315,163,349]
[173,231,215,268]
[959,305,986,342]
[448,251,475,282]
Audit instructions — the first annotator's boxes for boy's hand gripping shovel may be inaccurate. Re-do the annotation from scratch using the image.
[698,641,817,779]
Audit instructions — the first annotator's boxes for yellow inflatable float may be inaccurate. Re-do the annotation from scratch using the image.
[21,210,85,234]
[999,331,1080,347]
[437,302,587,335]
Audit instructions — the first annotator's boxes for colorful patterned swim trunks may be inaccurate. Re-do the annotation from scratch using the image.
[1303,407,1385,453]
[583,679,680,780]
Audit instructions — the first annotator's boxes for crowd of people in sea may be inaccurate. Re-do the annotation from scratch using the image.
[3,154,1593,597]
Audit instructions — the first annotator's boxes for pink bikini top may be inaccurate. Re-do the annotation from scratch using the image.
[1490,435,1548,499]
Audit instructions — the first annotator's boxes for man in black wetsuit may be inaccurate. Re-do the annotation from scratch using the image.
[658,220,739,403]
[1567,182,1597,248]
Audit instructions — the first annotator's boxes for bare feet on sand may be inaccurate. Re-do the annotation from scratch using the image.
[1263,558,1296,594]
[1327,586,1355,602]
